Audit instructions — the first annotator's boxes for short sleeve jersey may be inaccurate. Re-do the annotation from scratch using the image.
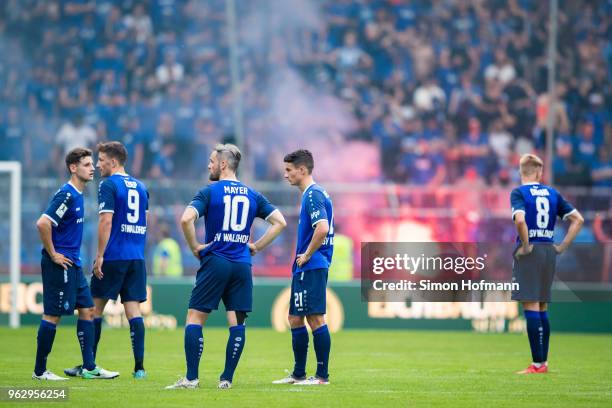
[42,182,85,266]
[510,182,575,243]
[293,183,334,274]
[188,179,277,264]
[98,173,149,260]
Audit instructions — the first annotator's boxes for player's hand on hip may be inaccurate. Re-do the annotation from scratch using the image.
[192,243,208,259]
[296,253,311,268]
[248,243,258,256]
[51,252,73,270]
[553,244,565,255]
[515,244,533,258]
[93,256,104,279]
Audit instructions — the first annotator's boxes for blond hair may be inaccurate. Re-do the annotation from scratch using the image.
[519,154,544,177]
[214,143,241,171]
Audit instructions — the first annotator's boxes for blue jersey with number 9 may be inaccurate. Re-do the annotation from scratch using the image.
[510,182,575,243]
[98,173,149,260]
[188,180,276,264]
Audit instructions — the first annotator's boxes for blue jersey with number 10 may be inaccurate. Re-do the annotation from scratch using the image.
[98,173,149,260]
[510,182,575,243]
[188,180,277,264]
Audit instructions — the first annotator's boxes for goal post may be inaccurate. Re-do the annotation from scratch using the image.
[0,161,22,328]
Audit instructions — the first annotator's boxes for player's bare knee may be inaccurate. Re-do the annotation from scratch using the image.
[93,298,108,317]
[288,314,305,328]
[78,307,94,320]
[306,314,325,331]
[522,301,539,312]
[43,315,61,325]
[186,308,208,326]
[123,301,142,320]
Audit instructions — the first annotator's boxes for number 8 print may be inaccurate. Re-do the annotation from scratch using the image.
[535,196,549,229]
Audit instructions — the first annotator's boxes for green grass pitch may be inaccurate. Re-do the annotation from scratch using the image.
[1,327,611,407]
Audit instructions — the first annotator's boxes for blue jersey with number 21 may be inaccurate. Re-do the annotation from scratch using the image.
[510,182,575,243]
[293,183,334,274]
[98,173,149,260]
[188,179,276,264]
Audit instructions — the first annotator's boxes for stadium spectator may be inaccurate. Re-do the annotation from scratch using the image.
[460,117,490,179]
[54,114,97,171]
[0,0,608,185]
[156,51,184,87]
[592,147,612,188]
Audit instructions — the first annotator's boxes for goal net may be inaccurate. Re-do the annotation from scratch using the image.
[0,162,21,328]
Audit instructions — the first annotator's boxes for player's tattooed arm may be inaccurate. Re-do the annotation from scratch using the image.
[181,206,208,259]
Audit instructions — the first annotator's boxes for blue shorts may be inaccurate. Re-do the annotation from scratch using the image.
[41,253,93,316]
[90,260,147,303]
[289,269,328,316]
[189,254,252,313]
[511,243,557,302]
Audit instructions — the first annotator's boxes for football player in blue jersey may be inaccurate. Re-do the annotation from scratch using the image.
[33,148,118,380]
[64,142,148,379]
[166,143,286,390]
[511,154,583,374]
[273,149,334,386]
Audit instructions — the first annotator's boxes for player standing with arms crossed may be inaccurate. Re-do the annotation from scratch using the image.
[65,142,149,379]
[33,148,118,380]
[273,149,334,386]
[166,143,286,390]
[511,154,583,374]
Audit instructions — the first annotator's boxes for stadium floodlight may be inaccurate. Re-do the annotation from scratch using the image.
[0,161,21,328]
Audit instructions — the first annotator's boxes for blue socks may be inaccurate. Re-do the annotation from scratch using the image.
[540,311,550,362]
[129,317,145,372]
[34,320,57,376]
[524,310,544,363]
[77,319,96,371]
[313,325,331,379]
[291,326,309,378]
[185,324,203,381]
[220,325,246,382]
[93,317,102,360]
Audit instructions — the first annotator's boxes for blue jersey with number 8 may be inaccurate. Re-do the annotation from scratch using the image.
[510,182,575,243]
[188,180,276,264]
[98,173,149,260]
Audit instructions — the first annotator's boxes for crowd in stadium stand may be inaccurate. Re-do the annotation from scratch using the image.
[0,0,610,187]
